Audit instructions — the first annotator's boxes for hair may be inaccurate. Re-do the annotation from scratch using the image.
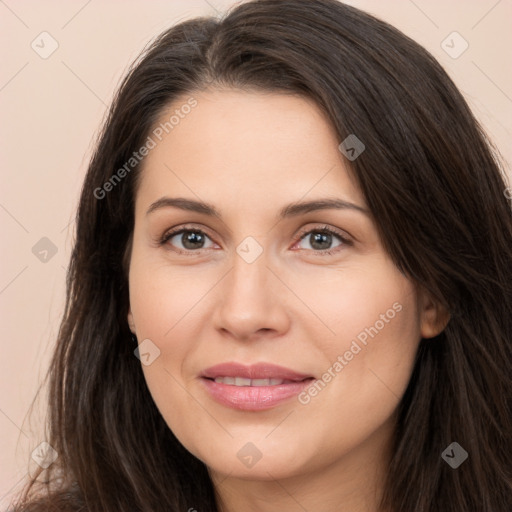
[12,0,512,511]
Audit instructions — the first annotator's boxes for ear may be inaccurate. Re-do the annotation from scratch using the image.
[127,307,136,334]
[418,289,450,339]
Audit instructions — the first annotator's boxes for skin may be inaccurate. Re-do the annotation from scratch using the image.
[127,89,448,512]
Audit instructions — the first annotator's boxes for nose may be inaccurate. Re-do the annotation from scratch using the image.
[212,248,291,341]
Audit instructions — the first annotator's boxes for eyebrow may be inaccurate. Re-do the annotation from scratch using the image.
[146,196,369,220]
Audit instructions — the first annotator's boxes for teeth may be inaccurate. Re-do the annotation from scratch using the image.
[252,379,271,386]
[213,376,287,386]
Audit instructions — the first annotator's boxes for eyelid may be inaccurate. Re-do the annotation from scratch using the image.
[295,224,352,245]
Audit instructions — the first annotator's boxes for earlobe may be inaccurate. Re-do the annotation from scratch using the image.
[419,291,450,339]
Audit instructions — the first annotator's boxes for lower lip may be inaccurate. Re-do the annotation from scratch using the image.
[200,378,314,411]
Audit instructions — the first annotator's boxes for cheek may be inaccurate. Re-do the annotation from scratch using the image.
[129,266,214,402]
[305,268,420,422]
[128,255,220,448]
[129,252,214,341]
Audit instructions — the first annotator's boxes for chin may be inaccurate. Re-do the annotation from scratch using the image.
[195,440,312,481]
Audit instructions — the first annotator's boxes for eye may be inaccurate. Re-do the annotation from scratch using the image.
[159,224,352,256]
[292,225,352,256]
[160,226,216,254]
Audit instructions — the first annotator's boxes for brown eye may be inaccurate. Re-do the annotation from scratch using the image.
[294,226,352,255]
[161,228,215,253]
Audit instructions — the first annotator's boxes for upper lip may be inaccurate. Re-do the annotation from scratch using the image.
[201,362,313,381]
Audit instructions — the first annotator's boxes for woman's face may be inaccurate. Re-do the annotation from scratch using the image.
[127,89,442,482]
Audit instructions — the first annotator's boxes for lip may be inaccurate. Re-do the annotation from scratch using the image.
[200,362,314,411]
[201,362,312,381]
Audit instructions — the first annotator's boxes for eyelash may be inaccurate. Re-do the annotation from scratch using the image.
[158,224,353,256]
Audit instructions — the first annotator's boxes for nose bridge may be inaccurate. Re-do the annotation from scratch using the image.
[213,236,289,337]
[228,239,272,300]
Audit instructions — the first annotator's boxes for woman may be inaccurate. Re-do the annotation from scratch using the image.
[13,0,512,510]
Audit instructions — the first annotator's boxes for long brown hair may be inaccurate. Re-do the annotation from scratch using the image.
[13,1,512,510]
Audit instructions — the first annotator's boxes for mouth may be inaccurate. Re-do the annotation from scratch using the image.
[199,362,315,411]
[200,361,314,381]
[207,376,312,386]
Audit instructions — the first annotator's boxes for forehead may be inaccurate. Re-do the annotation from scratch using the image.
[136,89,365,214]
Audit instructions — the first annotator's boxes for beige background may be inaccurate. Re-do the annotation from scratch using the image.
[1,0,511,505]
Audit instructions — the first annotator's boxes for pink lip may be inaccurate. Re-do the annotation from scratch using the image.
[200,362,314,411]
[201,362,312,381]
